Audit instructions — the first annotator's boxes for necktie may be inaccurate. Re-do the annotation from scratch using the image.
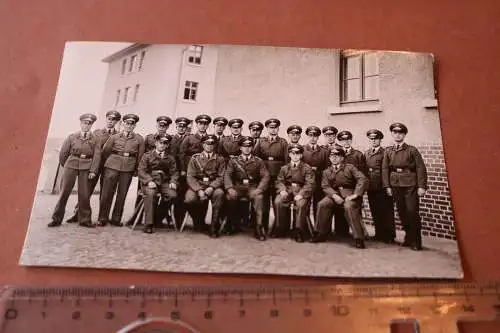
[108,129,112,134]
[83,132,87,139]
[372,148,376,153]
[160,152,165,158]
[312,145,315,150]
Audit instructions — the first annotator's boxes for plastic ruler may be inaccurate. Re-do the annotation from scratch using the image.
[0,281,499,333]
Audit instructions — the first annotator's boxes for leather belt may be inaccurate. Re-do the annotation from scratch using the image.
[266,157,283,162]
[390,167,413,173]
[113,151,137,157]
[72,153,92,159]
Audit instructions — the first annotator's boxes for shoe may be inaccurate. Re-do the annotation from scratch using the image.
[143,225,154,234]
[97,219,109,227]
[47,221,61,227]
[79,222,96,228]
[66,214,78,223]
[411,244,423,251]
[310,234,328,243]
[257,226,267,241]
[351,239,366,249]
[294,230,305,243]
[209,226,220,238]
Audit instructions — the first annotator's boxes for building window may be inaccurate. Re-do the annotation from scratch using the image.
[129,55,137,73]
[183,81,198,101]
[187,45,203,65]
[133,84,140,102]
[138,50,146,71]
[121,59,127,75]
[115,89,121,106]
[123,86,130,104]
[340,51,379,103]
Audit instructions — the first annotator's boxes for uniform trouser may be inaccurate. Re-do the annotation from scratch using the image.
[71,170,104,216]
[98,168,134,223]
[226,187,264,230]
[392,186,421,247]
[262,176,278,231]
[52,167,92,224]
[142,184,177,226]
[185,188,225,230]
[311,188,324,226]
[367,189,396,241]
[316,196,365,240]
[274,194,311,231]
[173,175,188,228]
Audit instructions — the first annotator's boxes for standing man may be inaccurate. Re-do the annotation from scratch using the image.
[48,113,101,228]
[254,118,288,233]
[311,147,369,249]
[65,110,121,223]
[321,126,338,150]
[137,134,178,234]
[249,121,264,153]
[179,114,211,173]
[287,125,302,145]
[169,117,191,228]
[225,136,270,240]
[219,118,244,158]
[185,134,226,237]
[212,117,228,141]
[98,114,145,227]
[274,144,315,242]
[302,126,330,222]
[336,130,369,176]
[144,116,172,152]
[382,122,428,251]
[365,129,396,244]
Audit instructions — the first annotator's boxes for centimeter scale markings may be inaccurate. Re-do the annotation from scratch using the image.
[0,282,499,333]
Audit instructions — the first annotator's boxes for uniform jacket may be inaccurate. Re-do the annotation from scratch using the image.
[101,132,145,172]
[321,163,368,199]
[186,152,226,192]
[276,161,316,198]
[214,134,228,155]
[179,132,206,172]
[59,131,101,173]
[364,146,385,191]
[301,144,330,178]
[344,147,369,176]
[224,154,270,192]
[218,135,243,158]
[381,143,428,189]
[138,150,179,186]
[253,136,288,177]
[93,127,118,147]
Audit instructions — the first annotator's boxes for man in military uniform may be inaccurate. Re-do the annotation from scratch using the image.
[224,136,270,240]
[218,118,244,159]
[98,114,145,226]
[48,113,101,228]
[137,134,178,234]
[321,126,338,150]
[274,144,315,242]
[301,126,330,221]
[212,117,228,141]
[287,125,302,145]
[144,116,172,152]
[136,115,173,220]
[365,129,396,244]
[249,121,264,153]
[167,117,191,227]
[66,110,121,223]
[185,134,226,237]
[382,123,428,251]
[254,118,288,233]
[311,147,369,249]
[336,130,369,176]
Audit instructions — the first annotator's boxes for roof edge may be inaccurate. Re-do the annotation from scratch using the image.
[101,43,151,63]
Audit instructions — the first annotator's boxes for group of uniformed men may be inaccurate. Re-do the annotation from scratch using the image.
[48,110,428,251]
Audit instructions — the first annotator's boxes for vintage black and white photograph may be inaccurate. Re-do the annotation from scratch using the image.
[20,41,463,278]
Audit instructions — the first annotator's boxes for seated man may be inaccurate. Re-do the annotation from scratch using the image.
[274,144,315,242]
[224,136,270,240]
[137,133,178,234]
[311,147,369,249]
[185,134,226,237]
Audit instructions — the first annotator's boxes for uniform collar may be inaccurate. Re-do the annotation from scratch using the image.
[290,161,301,168]
[370,146,381,154]
[104,127,115,134]
[155,149,166,157]
[332,163,344,171]
[268,135,279,141]
[240,154,252,161]
[122,131,134,139]
[80,131,91,139]
[203,151,214,159]
[393,142,406,150]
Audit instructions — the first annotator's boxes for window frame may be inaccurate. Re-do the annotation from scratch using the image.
[339,51,380,104]
[183,80,199,102]
[187,45,204,66]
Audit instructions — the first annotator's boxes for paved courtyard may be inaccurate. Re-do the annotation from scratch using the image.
[20,181,464,279]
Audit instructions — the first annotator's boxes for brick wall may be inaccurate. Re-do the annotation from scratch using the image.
[361,143,456,240]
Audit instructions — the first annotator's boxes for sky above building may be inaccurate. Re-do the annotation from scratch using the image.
[47,41,132,138]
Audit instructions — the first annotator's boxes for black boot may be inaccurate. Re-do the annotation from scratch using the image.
[310,233,328,243]
[294,229,304,243]
[47,221,62,227]
[79,221,96,228]
[66,214,78,223]
[143,225,154,234]
[351,239,366,249]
